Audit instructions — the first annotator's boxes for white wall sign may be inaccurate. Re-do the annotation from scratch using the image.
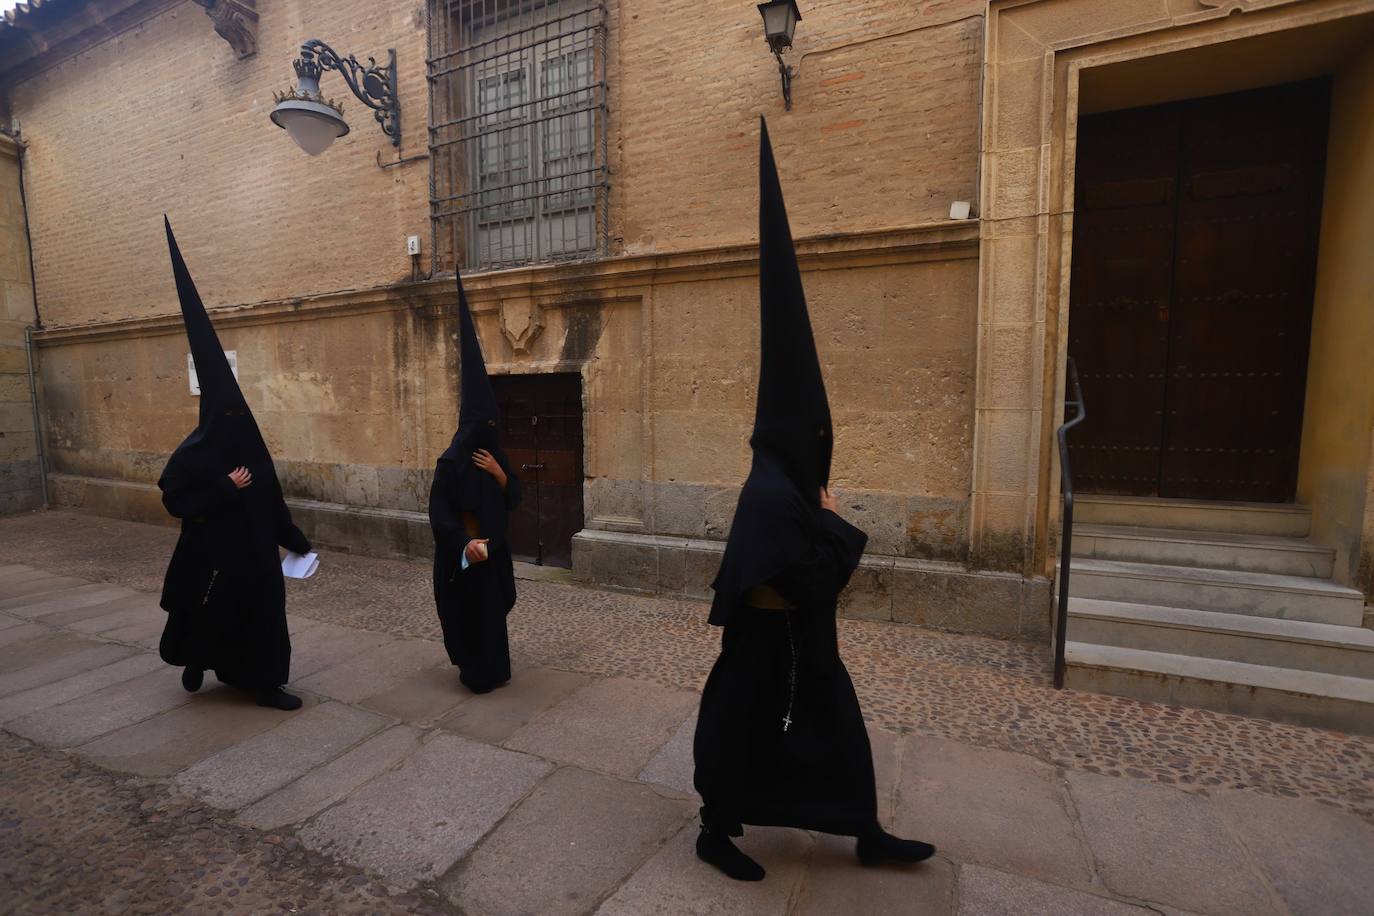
[188,350,238,396]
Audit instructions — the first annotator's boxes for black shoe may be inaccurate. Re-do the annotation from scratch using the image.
[255,688,303,711]
[181,667,204,693]
[696,827,765,882]
[857,828,936,866]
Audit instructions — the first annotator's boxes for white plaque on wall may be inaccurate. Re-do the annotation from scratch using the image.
[188,350,238,396]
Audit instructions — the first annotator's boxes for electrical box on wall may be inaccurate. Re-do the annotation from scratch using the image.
[406,235,421,256]
[189,351,238,396]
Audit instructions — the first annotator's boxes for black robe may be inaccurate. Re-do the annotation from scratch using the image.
[157,446,310,690]
[429,449,522,689]
[156,218,310,690]
[693,469,877,837]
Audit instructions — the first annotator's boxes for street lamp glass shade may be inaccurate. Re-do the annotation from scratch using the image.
[270,99,350,156]
[758,1,801,49]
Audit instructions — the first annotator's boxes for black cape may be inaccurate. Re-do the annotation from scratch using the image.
[157,218,310,689]
[694,119,879,838]
[429,272,522,689]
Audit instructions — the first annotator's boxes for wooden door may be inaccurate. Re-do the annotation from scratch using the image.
[493,372,585,567]
[1068,80,1330,502]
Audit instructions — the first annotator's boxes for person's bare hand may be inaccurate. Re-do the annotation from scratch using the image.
[229,467,253,489]
[819,486,838,512]
[472,449,508,488]
[464,538,490,564]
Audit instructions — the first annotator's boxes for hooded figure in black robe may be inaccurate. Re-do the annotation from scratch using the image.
[157,219,310,711]
[691,120,936,881]
[428,274,522,693]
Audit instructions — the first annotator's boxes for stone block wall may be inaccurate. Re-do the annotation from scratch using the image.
[0,134,41,515]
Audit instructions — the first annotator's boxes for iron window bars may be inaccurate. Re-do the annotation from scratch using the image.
[428,0,609,272]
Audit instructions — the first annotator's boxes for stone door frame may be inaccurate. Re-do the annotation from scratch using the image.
[970,0,1373,575]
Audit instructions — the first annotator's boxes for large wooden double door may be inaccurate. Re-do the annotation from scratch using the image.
[492,372,584,567]
[1067,80,1330,502]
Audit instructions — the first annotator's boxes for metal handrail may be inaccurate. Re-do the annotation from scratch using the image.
[1054,356,1087,689]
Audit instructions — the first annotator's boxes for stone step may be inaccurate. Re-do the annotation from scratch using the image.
[1072,525,1334,578]
[1064,642,1374,735]
[1076,495,1310,537]
[1066,598,1374,678]
[1064,558,1365,627]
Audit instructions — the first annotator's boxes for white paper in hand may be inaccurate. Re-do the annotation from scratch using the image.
[282,551,320,579]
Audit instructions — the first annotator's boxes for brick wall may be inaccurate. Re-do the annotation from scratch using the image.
[612,0,985,254]
[8,0,432,326]
[7,0,985,327]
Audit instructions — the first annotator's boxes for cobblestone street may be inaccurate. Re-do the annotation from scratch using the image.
[1,508,1372,914]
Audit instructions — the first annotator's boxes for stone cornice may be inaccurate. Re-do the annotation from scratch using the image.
[34,221,980,346]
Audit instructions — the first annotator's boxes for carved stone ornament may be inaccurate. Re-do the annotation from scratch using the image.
[192,0,259,59]
[498,298,545,355]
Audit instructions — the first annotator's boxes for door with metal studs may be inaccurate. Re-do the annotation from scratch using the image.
[492,372,585,567]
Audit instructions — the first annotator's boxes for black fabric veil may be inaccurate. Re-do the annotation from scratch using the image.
[708,119,839,627]
[437,273,515,547]
[160,218,281,497]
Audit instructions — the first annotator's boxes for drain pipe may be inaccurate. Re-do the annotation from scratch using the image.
[10,125,48,506]
[23,325,48,507]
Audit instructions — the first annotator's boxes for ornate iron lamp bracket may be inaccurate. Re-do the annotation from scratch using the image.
[298,39,400,146]
[773,48,794,111]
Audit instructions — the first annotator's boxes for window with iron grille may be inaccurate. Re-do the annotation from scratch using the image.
[428,0,609,272]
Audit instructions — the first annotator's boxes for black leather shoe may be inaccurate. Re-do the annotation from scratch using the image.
[255,688,303,711]
[857,827,936,866]
[696,827,765,882]
[181,667,204,693]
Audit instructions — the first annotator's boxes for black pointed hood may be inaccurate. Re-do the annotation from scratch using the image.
[751,117,833,503]
[167,218,251,425]
[440,272,502,462]
[163,218,274,481]
[707,118,855,628]
[434,271,518,547]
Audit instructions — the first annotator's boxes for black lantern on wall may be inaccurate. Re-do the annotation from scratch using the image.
[758,0,802,110]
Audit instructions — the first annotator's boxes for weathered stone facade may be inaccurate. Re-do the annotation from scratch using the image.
[0,133,42,515]
[2,0,1371,638]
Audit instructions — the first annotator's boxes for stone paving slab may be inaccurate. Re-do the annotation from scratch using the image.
[870,725,900,826]
[637,710,697,797]
[0,574,91,603]
[1067,770,1283,916]
[0,620,46,647]
[175,701,389,810]
[7,666,192,748]
[1213,789,1374,916]
[287,620,394,682]
[594,824,812,916]
[894,735,1092,888]
[0,628,97,673]
[4,583,138,618]
[38,593,159,628]
[794,834,954,915]
[237,724,423,831]
[65,598,162,635]
[360,663,472,725]
[77,686,298,777]
[441,765,692,916]
[956,864,1153,915]
[0,651,164,723]
[0,639,136,697]
[100,615,167,649]
[436,666,592,744]
[295,637,441,703]
[298,732,553,888]
[504,677,698,777]
[0,612,27,631]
